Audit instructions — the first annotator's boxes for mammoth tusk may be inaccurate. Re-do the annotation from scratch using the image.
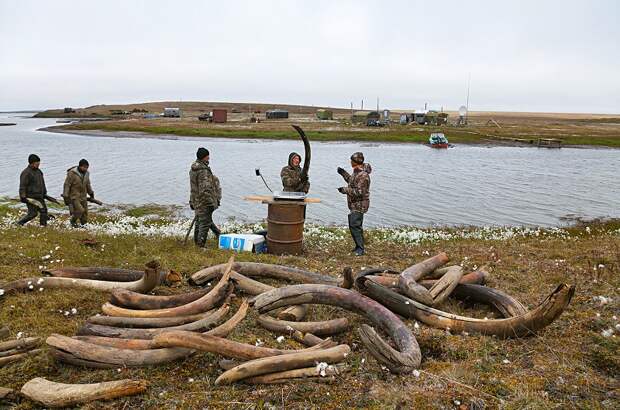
[399,253,450,301]
[109,288,211,310]
[251,284,421,374]
[215,344,350,385]
[86,312,213,328]
[77,305,229,339]
[190,262,339,287]
[0,337,40,353]
[277,305,308,322]
[42,267,173,284]
[151,331,334,361]
[358,277,574,338]
[427,265,464,306]
[257,315,349,337]
[429,283,528,318]
[1,261,161,296]
[291,331,337,348]
[0,349,43,367]
[101,257,234,318]
[47,334,192,367]
[73,300,250,352]
[20,377,147,408]
[243,364,344,385]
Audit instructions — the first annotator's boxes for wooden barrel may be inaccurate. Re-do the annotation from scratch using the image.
[266,202,306,255]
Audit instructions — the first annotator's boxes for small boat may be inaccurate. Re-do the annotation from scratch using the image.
[429,132,449,148]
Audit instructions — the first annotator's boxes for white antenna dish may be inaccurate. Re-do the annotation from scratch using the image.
[458,105,467,116]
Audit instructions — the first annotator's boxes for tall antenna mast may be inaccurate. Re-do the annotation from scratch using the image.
[466,73,471,122]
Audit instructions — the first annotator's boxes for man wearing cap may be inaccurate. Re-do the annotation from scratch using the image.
[17,154,49,226]
[280,152,310,193]
[62,159,95,227]
[189,147,222,247]
[337,152,372,256]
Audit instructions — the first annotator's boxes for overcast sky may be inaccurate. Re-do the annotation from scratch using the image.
[1,0,618,113]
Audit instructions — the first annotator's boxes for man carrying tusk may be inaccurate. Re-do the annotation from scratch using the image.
[189,147,222,248]
[337,152,372,256]
[62,158,95,227]
[280,152,310,193]
[17,154,49,227]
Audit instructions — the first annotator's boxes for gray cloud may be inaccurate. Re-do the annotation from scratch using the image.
[1,0,618,113]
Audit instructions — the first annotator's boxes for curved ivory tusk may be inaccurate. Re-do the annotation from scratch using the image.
[42,267,176,285]
[359,277,574,338]
[251,284,421,374]
[243,364,344,384]
[257,315,349,337]
[190,262,339,286]
[72,300,250,352]
[1,261,161,296]
[0,337,40,353]
[77,305,229,339]
[152,330,334,361]
[109,287,211,310]
[47,334,192,367]
[432,283,528,318]
[87,312,212,328]
[101,257,234,318]
[215,344,350,385]
[20,377,147,408]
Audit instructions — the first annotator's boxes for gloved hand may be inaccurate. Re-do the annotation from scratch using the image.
[20,197,27,204]
[190,203,194,210]
[337,187,346,194]
[62,195,70,206]
[337,167,346,176]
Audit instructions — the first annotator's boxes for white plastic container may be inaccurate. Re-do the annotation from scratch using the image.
[218,234,266,253]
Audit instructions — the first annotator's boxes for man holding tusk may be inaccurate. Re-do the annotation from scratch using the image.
[62,158,95,227]
[337,152,372,256]
[280,152,310,193]
[17,154,50,226]
[189,147,222,247]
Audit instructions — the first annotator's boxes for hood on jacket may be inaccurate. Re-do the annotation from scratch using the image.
[191,160,209,172]
[68,166,88,177]
[288,152,302,167]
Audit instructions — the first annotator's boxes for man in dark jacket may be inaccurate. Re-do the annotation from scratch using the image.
[280,152,309,193]
[189,147,222,247]
[337,152,372,256]
[62,159,95,227]
[17,154,49,226]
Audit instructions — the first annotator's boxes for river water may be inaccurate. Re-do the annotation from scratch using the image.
[1,114,618,227]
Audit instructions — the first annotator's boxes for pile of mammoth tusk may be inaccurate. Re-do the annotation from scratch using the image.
[251,284,421,374]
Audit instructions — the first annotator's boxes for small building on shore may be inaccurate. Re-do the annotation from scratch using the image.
[266,109,289,119]
[316,109,333,120]
[163,107,181,118]
[212,109,227,123]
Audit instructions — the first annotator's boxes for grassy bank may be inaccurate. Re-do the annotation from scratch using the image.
[1,201,619,408]
[51,119,620,148]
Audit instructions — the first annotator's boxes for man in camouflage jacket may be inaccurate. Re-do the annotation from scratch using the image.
[17,154,49,226]
[337,152,372,256]
[189,147,222,247]
[280,152,310,193]
[62,158,95,227]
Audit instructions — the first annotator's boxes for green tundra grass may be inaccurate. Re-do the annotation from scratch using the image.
[0,202,618,409]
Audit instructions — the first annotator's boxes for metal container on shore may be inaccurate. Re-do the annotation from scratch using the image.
[266,202,306,255]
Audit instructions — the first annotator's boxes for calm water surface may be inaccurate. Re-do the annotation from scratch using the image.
[1,114,618,227]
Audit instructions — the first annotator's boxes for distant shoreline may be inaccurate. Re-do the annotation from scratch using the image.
[38,124,616,150]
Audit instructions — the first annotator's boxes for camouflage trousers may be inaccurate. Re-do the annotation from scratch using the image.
[194,206,220,247]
